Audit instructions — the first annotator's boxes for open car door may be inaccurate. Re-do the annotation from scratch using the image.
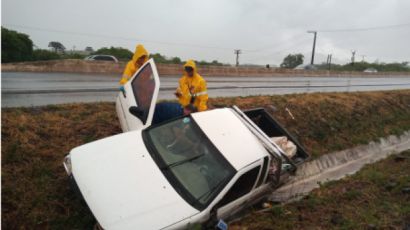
[116,58,160,132]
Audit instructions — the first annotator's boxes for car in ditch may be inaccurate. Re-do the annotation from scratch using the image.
[63,59,309,229]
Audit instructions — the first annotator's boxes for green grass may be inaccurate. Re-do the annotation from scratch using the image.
[2,90,410,229]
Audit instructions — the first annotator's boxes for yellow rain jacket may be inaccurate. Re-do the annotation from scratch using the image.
[119,44,149,85]
[177,60,208,111]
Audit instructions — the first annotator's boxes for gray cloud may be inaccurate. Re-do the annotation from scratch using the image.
[2,0,410,65]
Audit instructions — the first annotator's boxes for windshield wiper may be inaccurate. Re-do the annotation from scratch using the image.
[161,153,204,170]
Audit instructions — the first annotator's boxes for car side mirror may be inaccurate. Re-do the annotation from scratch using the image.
[210,203,222,221]
[205,206,220,229]
[119,86,126,98]
[129,106,145,120]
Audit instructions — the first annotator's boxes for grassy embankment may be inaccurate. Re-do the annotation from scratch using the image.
[232,150,410,229]
[2,90,410,229]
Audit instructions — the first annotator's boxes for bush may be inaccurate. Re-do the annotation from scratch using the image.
[280,53,304,69]
[198,60,224,66]
[61,53,86,59]
[92,47,133,61]
[32,49,61,61]
[316,61,410,72]
[151,53,183,64]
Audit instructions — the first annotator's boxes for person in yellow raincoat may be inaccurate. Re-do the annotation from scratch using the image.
[175,60,208,112]
[119,44,149,85]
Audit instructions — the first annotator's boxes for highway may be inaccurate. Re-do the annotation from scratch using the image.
[2,72,410,107]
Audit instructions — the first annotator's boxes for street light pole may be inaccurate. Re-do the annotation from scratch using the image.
[307,31,317,65]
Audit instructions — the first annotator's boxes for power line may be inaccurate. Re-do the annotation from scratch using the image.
[3,23,245,51]
[234,49,242,66]
[248,33,308,52]
[318,22,410,33]
[351,50,356,64]
[244,37,311,62]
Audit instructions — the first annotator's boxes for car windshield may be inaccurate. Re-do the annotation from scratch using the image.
[144,116,235,210]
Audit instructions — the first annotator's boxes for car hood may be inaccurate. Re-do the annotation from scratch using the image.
[70,130,199,229]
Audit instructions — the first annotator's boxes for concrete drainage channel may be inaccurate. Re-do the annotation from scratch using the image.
[269,131,410,203]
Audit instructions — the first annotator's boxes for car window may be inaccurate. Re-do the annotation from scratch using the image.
[218,166,260,207]
[144,117,236,210]
[130,63,155,124]
[93,56,114,61]
[103,56,114,61]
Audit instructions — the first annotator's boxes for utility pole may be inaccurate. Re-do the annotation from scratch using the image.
[361,55,366,63]
[234,49,242,66]
[328,54,332,70]
[307,31,317,65]
[351,50,356,65]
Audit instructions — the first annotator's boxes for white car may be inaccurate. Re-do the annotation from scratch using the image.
[84,55,119,63]
[363,68,378,73]
[64,59,309,229]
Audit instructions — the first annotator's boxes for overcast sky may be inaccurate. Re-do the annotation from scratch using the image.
[2,0,410,65]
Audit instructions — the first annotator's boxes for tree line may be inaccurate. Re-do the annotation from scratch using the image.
[1,27,224,66]
[1,27,409,71]
[280,53,409,72]
[1,27,94,62]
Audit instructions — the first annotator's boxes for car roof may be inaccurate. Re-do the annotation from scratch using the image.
[93,54,114,57]
[192,108,268,170]
[88,55,117,59]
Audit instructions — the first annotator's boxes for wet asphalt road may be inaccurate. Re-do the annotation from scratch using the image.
[2,72,410,107]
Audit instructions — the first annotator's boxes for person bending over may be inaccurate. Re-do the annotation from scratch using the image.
[119,44,149,85]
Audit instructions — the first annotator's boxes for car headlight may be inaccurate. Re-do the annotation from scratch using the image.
[63,155,72,176]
